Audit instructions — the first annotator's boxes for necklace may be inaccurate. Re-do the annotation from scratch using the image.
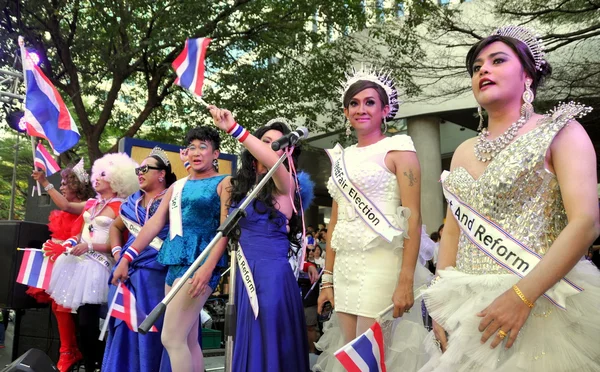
[474,116,527,162]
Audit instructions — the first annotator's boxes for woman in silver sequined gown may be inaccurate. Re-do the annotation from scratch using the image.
[421,27,600,371]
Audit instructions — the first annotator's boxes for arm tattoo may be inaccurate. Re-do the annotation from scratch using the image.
[403,169,417,187]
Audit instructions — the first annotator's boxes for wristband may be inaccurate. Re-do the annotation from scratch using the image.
[123,246,141,263]
[322,273,333,283]
[65,238,78,247]
[111,246,122,256]
[226,122,250,142]
[184,161,191,170]
[44,183,55,191]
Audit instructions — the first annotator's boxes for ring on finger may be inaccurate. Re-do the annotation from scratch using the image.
[433,339,441,350]
[497,329,508,339]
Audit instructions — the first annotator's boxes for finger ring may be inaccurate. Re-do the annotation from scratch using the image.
[497,330,507,339]
[433,339,441,350]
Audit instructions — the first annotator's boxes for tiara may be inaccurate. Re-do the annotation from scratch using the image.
[492,25,546,71]
[340,64,400,120]
[149,146,170,167]
[265,117,292,130]
[72,158,89,184]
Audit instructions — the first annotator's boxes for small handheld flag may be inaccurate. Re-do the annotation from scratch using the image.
[172,38,211,105]
[34,142,61,176]
[16,248,54,290]
[108,283,158,333]
[334,321,387,372]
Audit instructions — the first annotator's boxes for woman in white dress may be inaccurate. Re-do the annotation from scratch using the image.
[422,25,600,371]
[314,67,431,371]
[47,152,138,371]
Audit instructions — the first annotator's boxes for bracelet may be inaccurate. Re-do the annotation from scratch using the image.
[87,241,94,254]
[44,183,55,191]
[320,284,334,290]
[123,246,141,263]
[226,122,249,142]
[323,269,333,275]
[512,285,534,308]
[184,161,191,170]
[322,273,333,283]
[111,246,122,256]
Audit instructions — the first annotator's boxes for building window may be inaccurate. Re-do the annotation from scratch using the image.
[395,1,405,17]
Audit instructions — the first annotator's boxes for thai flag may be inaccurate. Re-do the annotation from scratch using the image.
[334,322,387,372]
[34,142,61,176]
[16,249,54,290]
[172,38,211,97]
[109,283,158,332]
[20,44,80,154]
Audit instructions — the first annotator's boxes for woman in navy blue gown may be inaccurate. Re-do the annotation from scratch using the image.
[204,107,309,371]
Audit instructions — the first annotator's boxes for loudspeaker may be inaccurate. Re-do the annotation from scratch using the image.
[0,221,50,309]
[1,348,57,372]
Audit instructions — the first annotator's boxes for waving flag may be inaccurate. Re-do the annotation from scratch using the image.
[20,39,80,154]
[172,38,211,97]
[109,283,158,333]
[16,248,54,290]
[334,321,387,372]
[34,142,61,176]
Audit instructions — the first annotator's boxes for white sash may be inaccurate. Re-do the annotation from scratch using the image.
[326,144,404,243]
[86,251,112,272]
[169,177,188,240]
[121,214,164,251]
[441,171,582,309]
[236,243,259,319]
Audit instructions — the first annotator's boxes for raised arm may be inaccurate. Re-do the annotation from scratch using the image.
[32,170,86,215]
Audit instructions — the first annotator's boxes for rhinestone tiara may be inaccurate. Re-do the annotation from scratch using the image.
[149,146,170,167]
[72,158,89,184]
[492,25,546,71]
[340,64,400,120]
[265,117,292,131]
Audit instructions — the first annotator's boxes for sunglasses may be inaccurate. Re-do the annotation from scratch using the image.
[135,165,162,176]
[307,248,315,252]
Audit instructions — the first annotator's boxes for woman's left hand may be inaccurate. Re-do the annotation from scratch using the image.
[392,278,414,318]
[188,265,213,298]
[70,243,88,256]
[207,105,235,132]
[477,288,533,349]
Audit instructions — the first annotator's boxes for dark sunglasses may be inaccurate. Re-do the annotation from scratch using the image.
[135,165,162,176]
[307,248,315,252]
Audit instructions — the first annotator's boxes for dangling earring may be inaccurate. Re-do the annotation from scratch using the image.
[521,79,534,121]
[477,105,484,132]
[158,177,164,183]
[345,119,352,137]
[382,117,388,134]
[212,159,219,172]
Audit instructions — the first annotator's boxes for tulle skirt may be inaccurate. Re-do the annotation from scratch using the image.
[47,253,113,311]
[420,260,600,372]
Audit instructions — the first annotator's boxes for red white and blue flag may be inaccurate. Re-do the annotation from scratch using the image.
[34,142,61,176]
[16,248,54,290]
[334,321,387,372]
[172,38,211,97]
[109,283,158,333]
[20,42,80,154]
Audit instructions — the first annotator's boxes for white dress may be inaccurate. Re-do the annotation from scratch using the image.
[47,204,116,310]
[314,135,432,371]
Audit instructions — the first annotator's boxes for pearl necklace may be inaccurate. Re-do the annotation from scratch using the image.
[474,116,527,162]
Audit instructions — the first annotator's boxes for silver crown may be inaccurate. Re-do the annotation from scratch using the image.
[340,64,400,120]
[149,146,170,167]
[73,158,89,184]
[265,117,292,130]
[492,25,546,71]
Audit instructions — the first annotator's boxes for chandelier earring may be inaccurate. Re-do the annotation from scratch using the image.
[521,79,534,121]
[345,119,352,137]
[212,159,219,172]
[477,105,485,132]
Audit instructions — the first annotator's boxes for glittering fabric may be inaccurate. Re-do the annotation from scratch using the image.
[443,102,592,275]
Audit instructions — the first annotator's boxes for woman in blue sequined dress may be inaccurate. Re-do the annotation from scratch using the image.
[113,127,231,372]
[206,106,309,371]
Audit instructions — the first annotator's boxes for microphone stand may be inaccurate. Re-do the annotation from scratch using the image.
[138,150,292,372]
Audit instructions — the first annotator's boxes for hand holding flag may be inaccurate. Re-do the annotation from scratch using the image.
[34,142,61,176]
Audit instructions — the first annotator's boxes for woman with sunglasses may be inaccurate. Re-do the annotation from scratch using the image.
[102,147,176,372]
[112,127,230,372]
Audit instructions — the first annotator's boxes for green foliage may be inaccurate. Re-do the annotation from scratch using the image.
[0,131,33,220]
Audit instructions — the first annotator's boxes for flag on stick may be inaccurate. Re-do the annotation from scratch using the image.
[334,321,387,372]
[16,248,54,290]
[172,38,211,99]
[19,38,80,154]
[34,142,61,176]
[108,283,158,333]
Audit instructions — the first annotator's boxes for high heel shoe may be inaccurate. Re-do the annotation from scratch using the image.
[57,349,83,372]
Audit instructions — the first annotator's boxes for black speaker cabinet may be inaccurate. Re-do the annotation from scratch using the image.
[1,348,57,372]
[0,221,50,309]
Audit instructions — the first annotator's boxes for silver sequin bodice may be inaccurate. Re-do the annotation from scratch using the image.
[443,103,590,275]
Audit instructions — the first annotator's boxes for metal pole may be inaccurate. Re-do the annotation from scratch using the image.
[8,133,20,220]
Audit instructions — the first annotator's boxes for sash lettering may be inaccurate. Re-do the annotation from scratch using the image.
[236,244,259,319]
[85,250,112,272]
[326,144,403,243]
[441,171,582,309]
[121,214,164,251]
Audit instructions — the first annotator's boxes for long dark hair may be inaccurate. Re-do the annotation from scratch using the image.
[229,122,303,247]
[148,155,176,187]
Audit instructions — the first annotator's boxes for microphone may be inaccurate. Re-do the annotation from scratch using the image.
[271,127,309,151]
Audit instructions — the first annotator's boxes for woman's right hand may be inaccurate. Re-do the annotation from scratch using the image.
[31,170,48,185]
[317,287,335,314]
[432,319,448,353]
[111,259,130,286]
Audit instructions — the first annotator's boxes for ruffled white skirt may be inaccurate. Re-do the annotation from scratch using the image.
[47,253,113,311]
[420,260,600,372]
